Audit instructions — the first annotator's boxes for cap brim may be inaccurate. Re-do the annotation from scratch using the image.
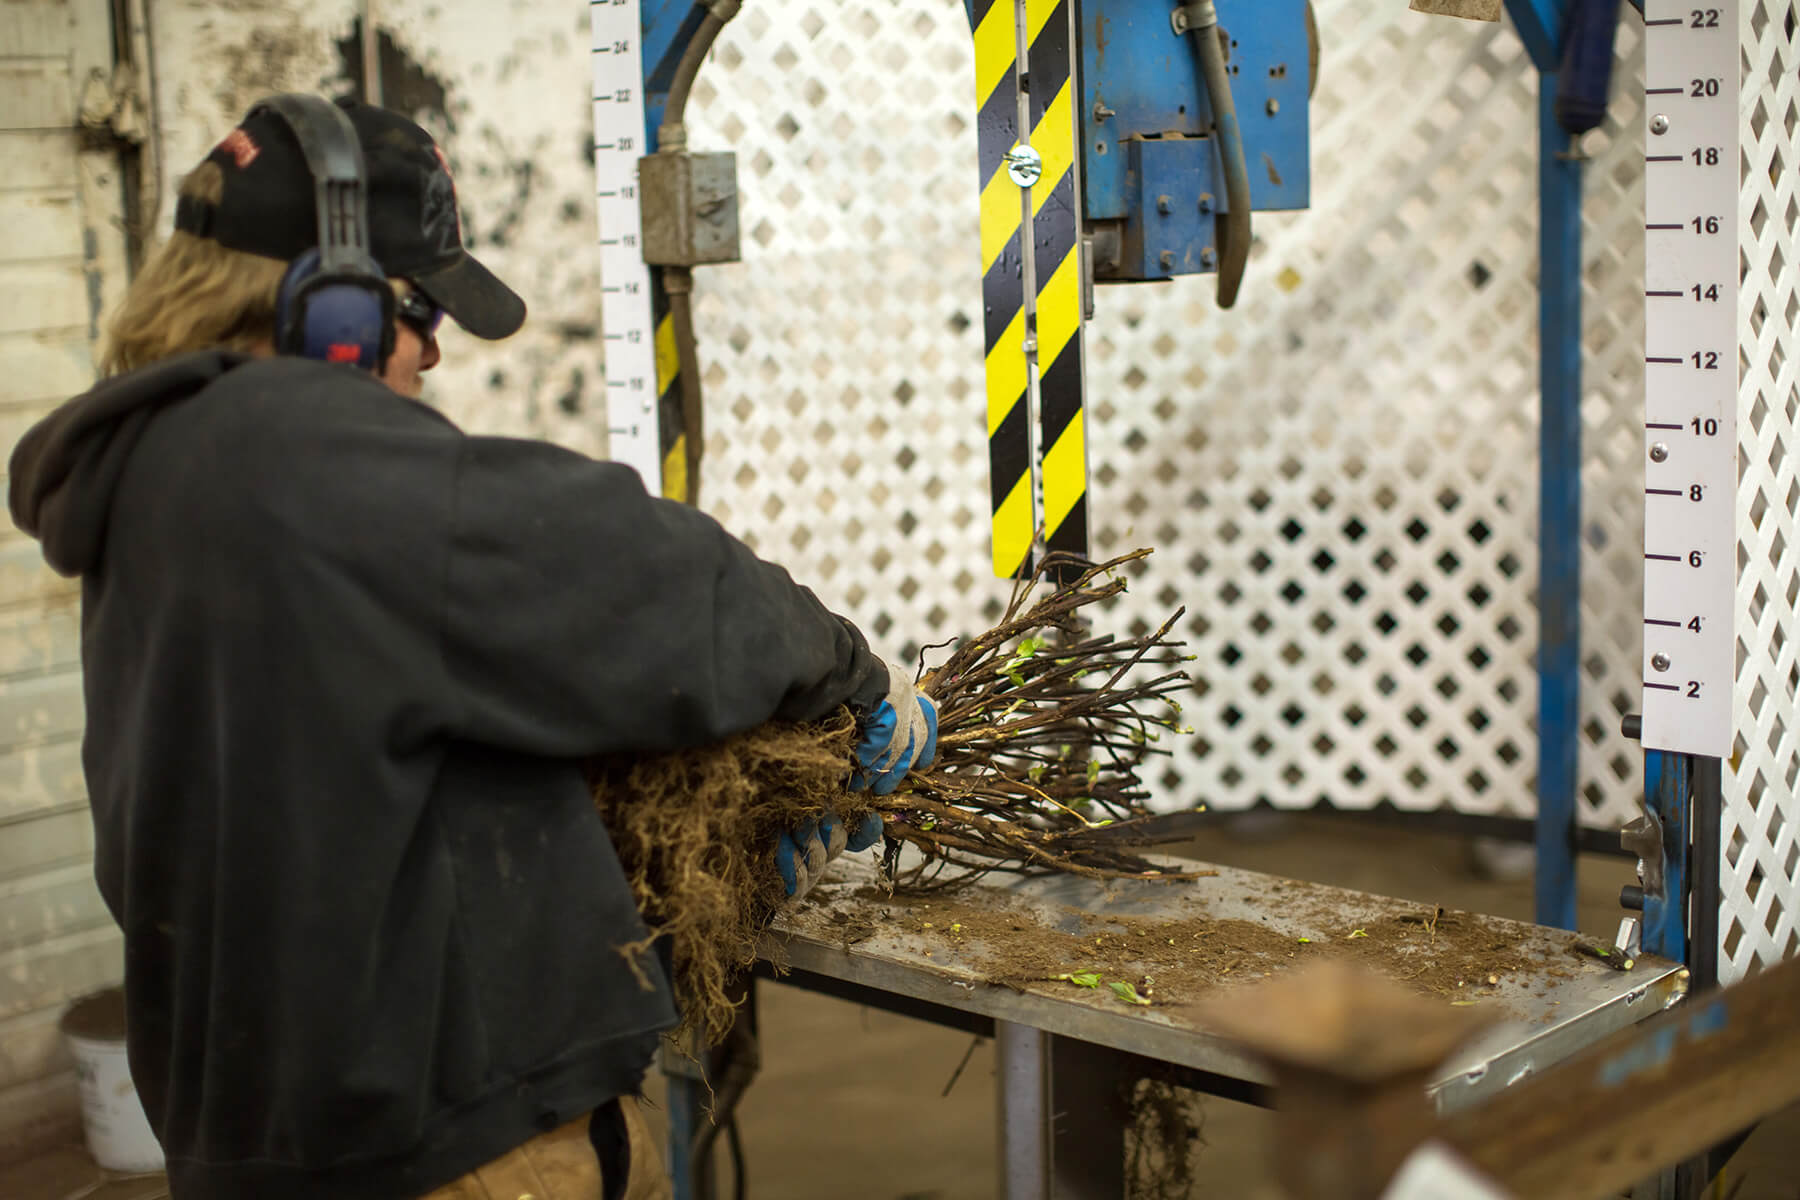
[410,251,526,341]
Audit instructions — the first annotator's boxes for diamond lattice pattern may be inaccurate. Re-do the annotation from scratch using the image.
[679,2,1667,835]
[1722,0,1798,983]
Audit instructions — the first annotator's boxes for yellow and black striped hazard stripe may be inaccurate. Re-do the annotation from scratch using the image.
[973,0,1031,579]
[1023,0,1087,571]
[652,292,688,502]
[973,0,1088,578]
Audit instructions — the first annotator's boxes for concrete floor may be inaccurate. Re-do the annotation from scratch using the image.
[5,814,1796,1198]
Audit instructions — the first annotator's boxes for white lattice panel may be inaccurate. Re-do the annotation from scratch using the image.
[1722,0,1798,982]
[681,3,1656,830]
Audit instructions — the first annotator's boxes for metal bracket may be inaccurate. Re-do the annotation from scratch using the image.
[1620,809,1666,898]
[1169,1,1219,36]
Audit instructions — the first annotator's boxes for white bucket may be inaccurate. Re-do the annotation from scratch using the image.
[60,987,165,1173]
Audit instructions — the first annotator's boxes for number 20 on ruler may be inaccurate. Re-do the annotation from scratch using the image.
[1641,0,1736,758]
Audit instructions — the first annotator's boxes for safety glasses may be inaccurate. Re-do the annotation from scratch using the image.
[396,286,445,339]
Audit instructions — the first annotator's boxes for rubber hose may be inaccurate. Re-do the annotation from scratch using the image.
[1186,4,1250,308]
[661,0,741,146]
[655,0,740,505]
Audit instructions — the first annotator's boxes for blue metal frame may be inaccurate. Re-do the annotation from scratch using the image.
[1078,0,1312,221]
[640,0,708,150]
[1640,750,1690,961]
[1504,0,1583,931]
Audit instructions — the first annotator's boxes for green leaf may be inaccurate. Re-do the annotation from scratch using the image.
[1005,667,1026,687]
[1086,760,1101,783]
[1017,636,1046,656]
[1296,937,1311,944]
[1052,971,1102,988]
[1108,980,1151,1006]
[1027,765,1046,782]
[1348,929,1368,939]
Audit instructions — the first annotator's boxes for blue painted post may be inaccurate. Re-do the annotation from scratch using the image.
[1639,750,1689,961]
[1504,0,1583,932]
[1533,74,1584,932]
[665,1057,704,1200]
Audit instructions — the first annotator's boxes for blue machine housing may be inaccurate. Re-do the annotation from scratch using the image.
[1081,0,1313,281]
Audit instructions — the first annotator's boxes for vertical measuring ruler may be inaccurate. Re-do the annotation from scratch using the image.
[589,0,661,488]
[1641,0,1738,757]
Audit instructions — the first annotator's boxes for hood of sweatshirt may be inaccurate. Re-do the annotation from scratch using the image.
[8,351,247,576]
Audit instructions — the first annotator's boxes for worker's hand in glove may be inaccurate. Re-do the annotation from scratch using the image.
[851,660,939,795]
[775,812,885,900]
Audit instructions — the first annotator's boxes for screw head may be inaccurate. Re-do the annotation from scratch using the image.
[1004,145,1043,187]
[1266,98,1280,116]
[1200,247,1216,268]
[1650,442,1670,463]
[1652,653,1672,673]
[1159,250,1176,270]
[1156,194,1173,215]
[1650,114,1670,135]
[1197,192,1214,214]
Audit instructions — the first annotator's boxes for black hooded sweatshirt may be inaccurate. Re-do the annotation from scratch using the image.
[8,352,887,1199]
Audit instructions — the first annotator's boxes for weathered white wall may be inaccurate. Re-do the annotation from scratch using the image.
[0,0,134,1164]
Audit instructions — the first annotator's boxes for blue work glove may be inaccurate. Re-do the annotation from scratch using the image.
[851,660,939,795]
[775,811,885,899]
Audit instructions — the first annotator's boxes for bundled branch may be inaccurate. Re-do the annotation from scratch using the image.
[591,548,1198,1040]
[884,548,1196,888]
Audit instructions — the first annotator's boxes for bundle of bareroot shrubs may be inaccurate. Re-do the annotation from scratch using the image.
[589,548,1198,1042]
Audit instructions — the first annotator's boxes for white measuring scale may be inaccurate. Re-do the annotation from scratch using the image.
[1640,0,1739,758]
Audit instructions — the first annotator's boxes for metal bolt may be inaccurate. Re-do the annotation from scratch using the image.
[1156,194,1173,215]
[1197,192,1214,214]
[1093,102,1115,123]
[1650,442,1670,463]
[1266,98,1280,116]
[1004,145,1043,187]
[1652,653,1672,673]
[1650,114,1670,135]
[1200,247,1216,268]
[1159,250,1176,271]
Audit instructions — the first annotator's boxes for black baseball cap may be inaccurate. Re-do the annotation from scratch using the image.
[174,97,526,340]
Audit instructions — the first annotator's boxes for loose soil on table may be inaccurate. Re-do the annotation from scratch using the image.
[825,877,1582,1009]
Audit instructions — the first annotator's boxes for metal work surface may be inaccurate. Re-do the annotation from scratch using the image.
[766,857,1686,1111]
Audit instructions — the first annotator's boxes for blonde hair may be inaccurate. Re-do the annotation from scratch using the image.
[100,163,289,377]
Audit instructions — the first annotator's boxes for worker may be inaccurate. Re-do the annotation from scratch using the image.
[7,94,936,1200]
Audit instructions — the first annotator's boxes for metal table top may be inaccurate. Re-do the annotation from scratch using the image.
[762,856,1687,1111]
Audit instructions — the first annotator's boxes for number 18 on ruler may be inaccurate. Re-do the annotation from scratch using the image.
[1641,0,1737,757]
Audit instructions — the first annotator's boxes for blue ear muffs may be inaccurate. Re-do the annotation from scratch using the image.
[256,94,395,371]
[275,248,394,370]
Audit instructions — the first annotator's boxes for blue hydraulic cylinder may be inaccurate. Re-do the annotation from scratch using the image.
[1554,0,1623,135]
